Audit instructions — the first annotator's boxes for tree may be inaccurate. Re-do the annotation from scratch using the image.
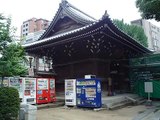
[0,14,12,44]
[136,0,160,21]
[0,14,27,87]
[0,43,27,86]
[113,19,148,47]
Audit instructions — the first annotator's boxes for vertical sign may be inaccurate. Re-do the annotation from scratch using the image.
[144,82,153,103]
[28,68,34,76]
[144,82,153,93]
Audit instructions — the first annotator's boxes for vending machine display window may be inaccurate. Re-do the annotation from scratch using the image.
[36,78,56,104]
[25,90,31,96]
[49,79,56,102]
[85,88,96,98]
[22,78,36,104]
[50,79,55,89]
[37,79,48,90]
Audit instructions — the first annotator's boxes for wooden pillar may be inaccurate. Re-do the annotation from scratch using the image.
[70,63,74,78]
[93,59,98,75]
[106,60,111,78]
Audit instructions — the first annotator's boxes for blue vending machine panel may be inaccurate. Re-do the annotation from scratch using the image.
[76,78,101,108]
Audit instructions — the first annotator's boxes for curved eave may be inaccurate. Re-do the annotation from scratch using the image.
[103,16,152,54]
[24,16,152,55]
[38,6,63,40]
[23,20,99,50]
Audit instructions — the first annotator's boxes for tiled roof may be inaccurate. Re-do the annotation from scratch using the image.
[63,1,96,23]
[23,21,98,48]
[23,1,151,54]
[38,0,96,40]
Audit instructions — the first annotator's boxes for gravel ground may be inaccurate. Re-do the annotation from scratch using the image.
[37,105,146,120]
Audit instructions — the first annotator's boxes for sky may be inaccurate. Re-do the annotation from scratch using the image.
[0,0,160,36]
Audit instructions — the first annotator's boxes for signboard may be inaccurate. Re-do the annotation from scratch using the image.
[77,80,96,86]
[28,68,34,76]
[145,82,153,93]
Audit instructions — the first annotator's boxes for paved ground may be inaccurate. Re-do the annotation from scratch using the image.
[132,101,160,120]
[36,94,160,120]
[37,105,147,120]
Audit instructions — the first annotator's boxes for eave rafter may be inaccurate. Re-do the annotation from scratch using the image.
[24,14,151,65]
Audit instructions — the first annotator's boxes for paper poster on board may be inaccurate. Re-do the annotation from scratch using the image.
[144,82,153,93]
[10,78,22,92]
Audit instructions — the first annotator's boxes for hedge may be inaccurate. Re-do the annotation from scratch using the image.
[0,87,20,120]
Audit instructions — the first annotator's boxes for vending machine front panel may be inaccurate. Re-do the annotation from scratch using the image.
[23,78,36,104]
[76,78,101,108]
[65,79,76,106]
[36,78,49,104]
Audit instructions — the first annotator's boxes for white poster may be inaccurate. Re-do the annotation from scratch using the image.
[9,77,22,93]
[144,82,153,93]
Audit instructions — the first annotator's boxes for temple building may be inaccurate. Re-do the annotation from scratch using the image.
[23,0,151,93]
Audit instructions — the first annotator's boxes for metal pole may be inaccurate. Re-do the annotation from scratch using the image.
[148,92,150,101]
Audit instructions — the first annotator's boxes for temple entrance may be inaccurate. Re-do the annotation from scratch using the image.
[109,59,130,94]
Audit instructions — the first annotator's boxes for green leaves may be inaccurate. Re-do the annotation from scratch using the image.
[0,14,12,43]
[0,87,20,120]
[113,19,148,47]
[0,13,27,86]
[0,15,24,120]
[0,43,27,77]
[136,0,160,21]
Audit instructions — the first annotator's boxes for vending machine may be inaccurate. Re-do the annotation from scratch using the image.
[48,78,56,102]
[65,79,76,106]
[9,77,23,100]
[76,78,102,108]
[36,78,56,104]
[36,78,49,104]
[22,77,36,104]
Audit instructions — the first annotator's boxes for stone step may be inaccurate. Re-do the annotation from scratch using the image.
[108,101,132,110]
[36,102,65,110]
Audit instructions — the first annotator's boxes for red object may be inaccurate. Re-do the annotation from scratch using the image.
[25,90,31,96]
[48,78,56,102]
[36,78,56,104]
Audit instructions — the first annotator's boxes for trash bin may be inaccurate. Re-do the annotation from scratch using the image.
[19,107,25,120]
[25,104,37,120]
[19,103,27,120]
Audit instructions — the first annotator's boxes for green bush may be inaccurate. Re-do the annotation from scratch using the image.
[0,87,20,120]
